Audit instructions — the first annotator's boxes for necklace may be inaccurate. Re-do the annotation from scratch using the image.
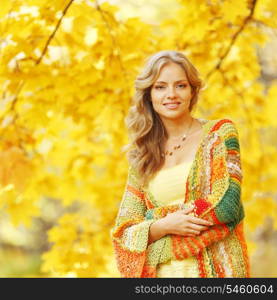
[162,118,194,157]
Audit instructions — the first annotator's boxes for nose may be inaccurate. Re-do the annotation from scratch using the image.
[166,86,177,99]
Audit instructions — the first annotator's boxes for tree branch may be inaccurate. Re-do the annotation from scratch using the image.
[95,0,131,100]
[206,0,258,79]
[1,0,75,126]
[218,69,253,126]
[217,69,266,168]
[36,0,75,65]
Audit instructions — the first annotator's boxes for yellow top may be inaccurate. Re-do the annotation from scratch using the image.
[147,160,199,278]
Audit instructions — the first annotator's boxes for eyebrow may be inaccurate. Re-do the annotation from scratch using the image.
[155,80,188,84]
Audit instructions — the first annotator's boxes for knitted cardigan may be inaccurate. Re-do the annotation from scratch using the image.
[111,118,250,278]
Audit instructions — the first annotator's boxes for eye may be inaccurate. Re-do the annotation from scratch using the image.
[178,84,187,88]
[154,85,164,90]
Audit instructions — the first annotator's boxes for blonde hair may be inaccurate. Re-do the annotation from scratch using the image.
[122,50,203,188]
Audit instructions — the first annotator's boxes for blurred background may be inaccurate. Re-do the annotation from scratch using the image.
[0,0,276,277]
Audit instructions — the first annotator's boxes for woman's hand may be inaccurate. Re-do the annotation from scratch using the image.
[161,206,213,237]
[148,206,213,244]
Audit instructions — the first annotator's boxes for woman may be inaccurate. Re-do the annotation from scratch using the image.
[111,50,250,278]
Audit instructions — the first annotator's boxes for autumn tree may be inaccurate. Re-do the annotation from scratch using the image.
[0,0,276,277]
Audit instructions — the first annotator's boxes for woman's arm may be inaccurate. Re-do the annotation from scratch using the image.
[148,207,213,244]
[111,166,155,277]
[167,119,245,259]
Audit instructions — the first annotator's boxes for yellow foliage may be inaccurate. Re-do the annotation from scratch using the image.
[220,0,250,23]
[0,0,276,277]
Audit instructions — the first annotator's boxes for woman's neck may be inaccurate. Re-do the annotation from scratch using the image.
[163,115,195,140]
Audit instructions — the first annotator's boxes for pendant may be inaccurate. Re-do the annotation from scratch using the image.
[174,144,181,150]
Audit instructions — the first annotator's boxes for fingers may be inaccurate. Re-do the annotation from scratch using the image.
[187,229,201,235]
[181,229,201,237]
[188,216,213,226]
[188,223,209,231]
[181,206,194,214]
[180,207,212,223]
[179,210,213,226]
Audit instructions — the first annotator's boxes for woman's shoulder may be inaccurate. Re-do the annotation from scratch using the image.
[203,117,236,127]
[203,117,239,137]
[199,118,236,133]
[197,118,240,145]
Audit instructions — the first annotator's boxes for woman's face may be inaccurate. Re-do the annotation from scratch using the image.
[150,62,193,121]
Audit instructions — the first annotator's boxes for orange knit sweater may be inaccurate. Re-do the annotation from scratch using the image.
[111,118,250,278]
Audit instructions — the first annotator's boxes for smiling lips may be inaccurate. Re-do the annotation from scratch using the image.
[163,102,181,109]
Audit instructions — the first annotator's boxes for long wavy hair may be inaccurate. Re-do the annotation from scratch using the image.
[122,50,203,188]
